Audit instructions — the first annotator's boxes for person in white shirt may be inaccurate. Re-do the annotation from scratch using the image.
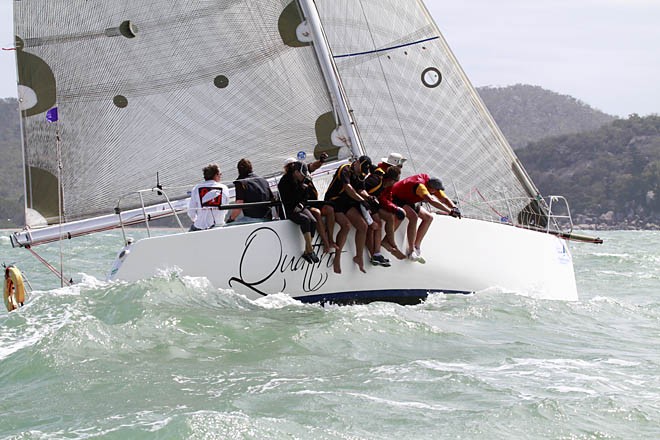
[187,164,229,231]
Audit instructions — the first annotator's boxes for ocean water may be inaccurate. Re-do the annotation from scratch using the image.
[1,230,659,439]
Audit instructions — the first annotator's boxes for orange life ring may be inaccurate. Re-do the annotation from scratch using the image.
[4,266,26,312]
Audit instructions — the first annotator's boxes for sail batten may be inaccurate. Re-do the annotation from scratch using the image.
[334,36,439,59]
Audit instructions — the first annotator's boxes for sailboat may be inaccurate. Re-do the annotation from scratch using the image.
[9,0,599,305]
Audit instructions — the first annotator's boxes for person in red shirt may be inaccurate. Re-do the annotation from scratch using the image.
[391,174,461,262]
[365,165,406,261]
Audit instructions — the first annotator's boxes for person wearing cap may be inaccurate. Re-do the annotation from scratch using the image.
[392,173,461,262]
[277,161,321,264]
[378,152,407,171]
[323,155,374,274]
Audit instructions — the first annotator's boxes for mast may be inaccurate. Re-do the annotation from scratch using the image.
[297,0,364,158]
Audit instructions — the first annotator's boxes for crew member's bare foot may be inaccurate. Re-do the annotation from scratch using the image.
[382,242,406,260]
[333,254,342,274]
[391,248,406,260]
[353,256,366,273]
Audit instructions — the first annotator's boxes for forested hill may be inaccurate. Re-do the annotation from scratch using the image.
[0,98,23,227]
[517,115,660,229]
[477,84,616,149]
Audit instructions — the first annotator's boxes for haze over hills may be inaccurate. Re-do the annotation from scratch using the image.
[477,84,617,149]
[0,87,658,229]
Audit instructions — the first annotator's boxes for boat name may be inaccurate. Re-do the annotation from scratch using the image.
[228,227,336,296]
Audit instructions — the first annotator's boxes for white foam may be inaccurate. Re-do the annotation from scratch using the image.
[253,292,306,309]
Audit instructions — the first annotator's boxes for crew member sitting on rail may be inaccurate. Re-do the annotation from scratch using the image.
[392,174,461,262]
[187,163,230,231]
[324,155,374,274]
[228,158,274,224]
[365,165,406,261]
[278,161,320,264]
[284,152,336,253]
[301,153,337,253]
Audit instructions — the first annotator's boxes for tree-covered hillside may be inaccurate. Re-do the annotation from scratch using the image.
[478,84,616,149]
[517,115,660,228]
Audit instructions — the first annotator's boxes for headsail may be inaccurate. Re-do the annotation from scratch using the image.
[314,0,542,223]
[14,0,347,227]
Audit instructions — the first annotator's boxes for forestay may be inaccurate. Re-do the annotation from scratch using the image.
[314,0,542,223]
[14,0,345,226]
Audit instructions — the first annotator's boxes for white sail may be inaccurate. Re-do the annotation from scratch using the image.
[14,0,346,225]
[315,0,541,223]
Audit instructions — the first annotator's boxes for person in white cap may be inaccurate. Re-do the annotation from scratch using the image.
[379,152,407,170]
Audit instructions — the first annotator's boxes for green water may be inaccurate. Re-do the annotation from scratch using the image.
[1,230,659,439]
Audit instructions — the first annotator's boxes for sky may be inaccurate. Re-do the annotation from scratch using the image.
[1,0,659,117]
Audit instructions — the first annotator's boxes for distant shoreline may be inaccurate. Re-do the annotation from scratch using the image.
[574,223,659,231]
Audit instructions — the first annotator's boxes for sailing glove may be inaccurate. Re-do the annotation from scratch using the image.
[450,207,462,219]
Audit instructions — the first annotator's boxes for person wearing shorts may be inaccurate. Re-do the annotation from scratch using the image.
[391,173,461,262]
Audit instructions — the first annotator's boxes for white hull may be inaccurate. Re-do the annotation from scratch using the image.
[109,216,578,303]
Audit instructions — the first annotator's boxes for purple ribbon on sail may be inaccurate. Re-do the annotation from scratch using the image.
[46,107,58,122]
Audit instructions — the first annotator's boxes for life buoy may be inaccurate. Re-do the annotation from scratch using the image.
[4,266,26,312]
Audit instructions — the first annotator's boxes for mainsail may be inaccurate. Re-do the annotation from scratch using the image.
[314,0,542,222]
[14,0,346,227]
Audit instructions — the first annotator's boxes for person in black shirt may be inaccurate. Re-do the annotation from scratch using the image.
[228,158,274,223]
[278,161,320,264]
[323,156,374,274]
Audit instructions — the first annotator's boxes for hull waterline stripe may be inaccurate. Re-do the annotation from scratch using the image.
[293,288,471,305]
[333,36,440,59]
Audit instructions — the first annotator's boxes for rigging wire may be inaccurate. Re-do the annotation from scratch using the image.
[25,246,73,287]
[51,112,67,288]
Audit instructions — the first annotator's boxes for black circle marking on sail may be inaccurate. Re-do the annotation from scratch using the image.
[421,67,442,88]
[104,21,138,39]
[119,21,138,38]
[113,95,128,108]
[214,75,229,89]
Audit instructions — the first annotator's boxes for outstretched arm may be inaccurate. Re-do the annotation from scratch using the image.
[422,193,452,214]
[424,190,461,218]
